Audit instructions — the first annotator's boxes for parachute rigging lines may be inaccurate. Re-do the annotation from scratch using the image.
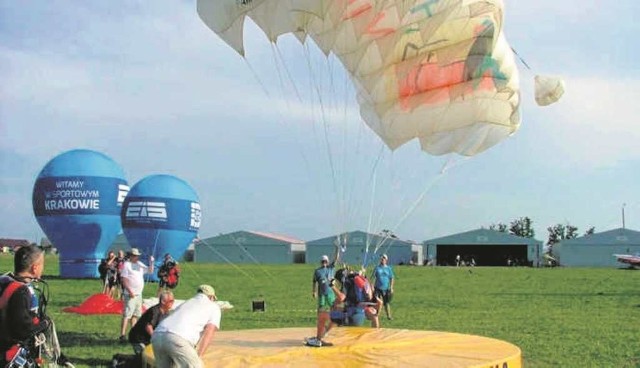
[196,0,565,272]
[511,47,565,107]
[194,238,258,281]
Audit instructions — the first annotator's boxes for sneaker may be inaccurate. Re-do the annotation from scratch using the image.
[118,335,127,344]
[306,337,322,347]
[57,353,75,368]
[57,353,70,364]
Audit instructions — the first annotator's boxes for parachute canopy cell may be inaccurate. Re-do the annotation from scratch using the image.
[197,0,522,157]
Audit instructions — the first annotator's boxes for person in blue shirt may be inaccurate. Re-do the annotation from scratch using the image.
[372,254,395,320]
[308,241,341,347]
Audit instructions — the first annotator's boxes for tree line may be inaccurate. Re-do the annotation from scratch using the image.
[488,217,595,246]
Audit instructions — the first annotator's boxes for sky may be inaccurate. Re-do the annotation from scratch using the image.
[1,0,639,245]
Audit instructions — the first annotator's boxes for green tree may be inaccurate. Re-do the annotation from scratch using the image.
[546,223,579,246]
[510,217,535,238]
[489,217,535,238]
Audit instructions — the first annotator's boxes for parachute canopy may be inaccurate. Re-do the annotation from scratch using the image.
[534,75,565,107]
[198,0,523,156]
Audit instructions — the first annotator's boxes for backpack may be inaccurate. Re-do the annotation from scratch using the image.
[0,275,24,310]
[0,275,28,356]
[98,260,108,279]
[158,261,180,288]
[344,274,371,306]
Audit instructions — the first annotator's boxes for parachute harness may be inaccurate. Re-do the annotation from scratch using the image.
[2,277,64,368]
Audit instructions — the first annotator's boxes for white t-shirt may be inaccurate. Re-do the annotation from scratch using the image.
[120,260,148,295]
[155,293,221,346]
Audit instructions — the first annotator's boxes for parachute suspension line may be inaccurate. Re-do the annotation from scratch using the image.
[270,42,324,197]
[151,230,161,261]
[341,71,356,227]
[178,238,206,284]
[269,42,333,221]
[511,47,532,71]
[242,50,318,158]
[372,156,470,256]
[272,43,305,105]
[194,238,256,281]
[145,230,162,287]
[302,41,343,232]
[364,162,379,269]
[363,145,387,270]
[333,55,358,240]
[242,57,282,107]
[228,233,276,280]
[330,52,350,236]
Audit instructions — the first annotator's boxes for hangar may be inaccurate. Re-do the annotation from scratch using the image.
[194,230,306,264]
[306,230,421,266]
[554,227,640,267]
[424,228,543,266]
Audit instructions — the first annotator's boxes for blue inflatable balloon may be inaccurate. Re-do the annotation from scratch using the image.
[121,174,201,281]
[33,149,129,278]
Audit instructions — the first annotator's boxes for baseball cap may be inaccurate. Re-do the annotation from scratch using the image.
[197,284,216,298]
[130,248,141,256]
[320,255,329,262]
[381,254,388,260]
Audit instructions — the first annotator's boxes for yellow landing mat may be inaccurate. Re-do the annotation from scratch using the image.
[143,327,521,368]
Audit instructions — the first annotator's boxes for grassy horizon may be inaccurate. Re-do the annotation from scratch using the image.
[1,254,639,367]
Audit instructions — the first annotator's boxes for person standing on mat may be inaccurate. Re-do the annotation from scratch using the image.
[308,240,341,347]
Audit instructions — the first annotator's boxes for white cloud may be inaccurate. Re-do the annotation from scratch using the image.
[539,76,640,167]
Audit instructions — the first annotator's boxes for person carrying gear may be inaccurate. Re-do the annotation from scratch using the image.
[0,245,73,368]
[340,269,380,328]
[157,253,180,296]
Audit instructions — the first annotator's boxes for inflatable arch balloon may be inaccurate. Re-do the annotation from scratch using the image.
[33,149,129,278]
[121,174,201,281]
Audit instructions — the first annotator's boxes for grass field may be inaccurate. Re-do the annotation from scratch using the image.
[1,254,639,367]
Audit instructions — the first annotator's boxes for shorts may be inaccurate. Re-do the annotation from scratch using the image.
[374,288,393,305]
[107,276,118,288]
[123,294,143,319]
[330,310,346,326]
[317,292,336,312]
[346,307,366,326]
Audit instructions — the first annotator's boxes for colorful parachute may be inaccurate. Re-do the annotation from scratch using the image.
[196,0,546,157]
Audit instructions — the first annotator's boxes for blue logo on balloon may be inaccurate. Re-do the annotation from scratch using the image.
[121,174,200,280]
[33,149,129,278]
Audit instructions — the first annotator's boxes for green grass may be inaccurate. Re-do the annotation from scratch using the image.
[2,254,639,367]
